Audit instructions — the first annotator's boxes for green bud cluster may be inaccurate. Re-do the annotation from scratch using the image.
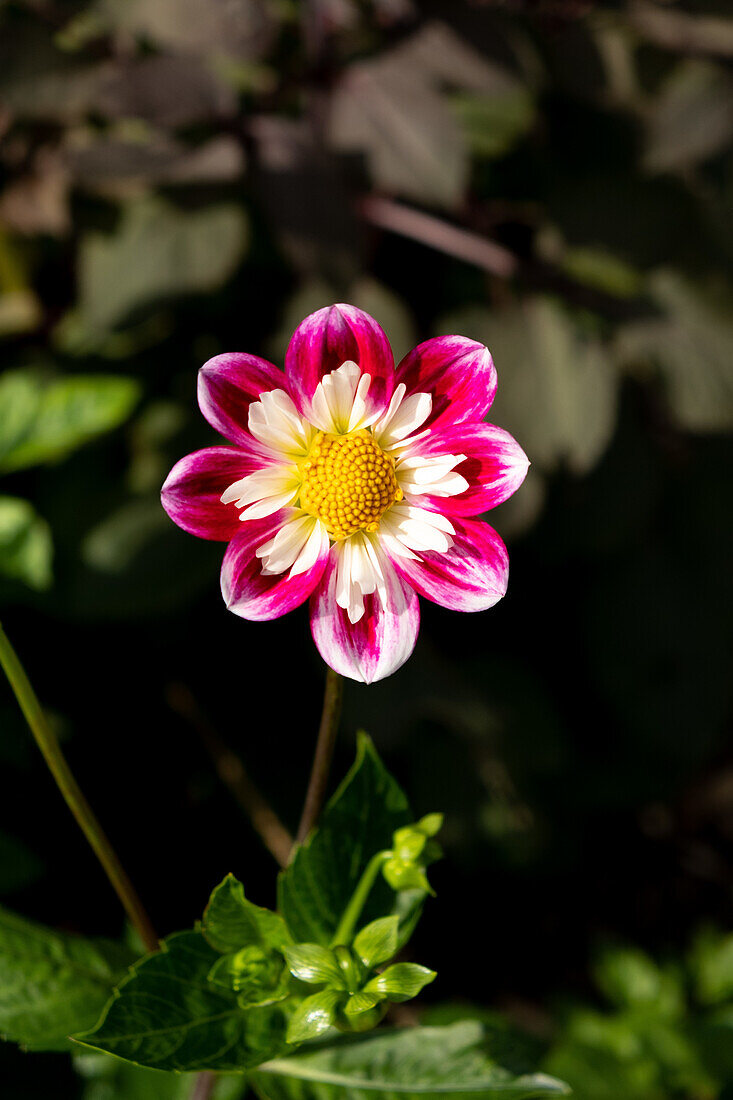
[283,914,436,1043]
[382,813,443,895]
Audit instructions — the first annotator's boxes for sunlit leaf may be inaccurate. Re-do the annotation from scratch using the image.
[0,496,52,590]
[78,196,248,331]
[255,1022,570,1098]
[0,905,135,1052]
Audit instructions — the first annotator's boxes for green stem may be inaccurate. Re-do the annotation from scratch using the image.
[0,623,158,953]
[331,850,389,947]
[293,666,343,851]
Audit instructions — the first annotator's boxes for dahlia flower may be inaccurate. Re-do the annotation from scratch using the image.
[161,305,528,683]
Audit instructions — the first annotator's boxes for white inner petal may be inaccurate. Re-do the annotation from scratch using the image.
[373,384,432,449]
[333,531,389,624]
[220,466,299,520]
[379,502,455,556]
[248,389,314,456]
[396,451,469,499]
[309,361,382,434]
[256,512,329,578]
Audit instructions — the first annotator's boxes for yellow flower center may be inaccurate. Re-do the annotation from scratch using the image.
[299,429,402,540]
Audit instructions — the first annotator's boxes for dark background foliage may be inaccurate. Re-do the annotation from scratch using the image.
[0,0,732,1096]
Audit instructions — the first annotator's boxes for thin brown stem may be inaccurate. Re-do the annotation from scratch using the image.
[360,196,519,279]
[167,684,292,869]
[0,623,158,953]
[189,1070,217,1100]
[294,667,343,850]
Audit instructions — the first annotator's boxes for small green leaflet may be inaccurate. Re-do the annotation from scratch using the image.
[0,904,135,1051]
[253,1022,570,1098]
[0,371,140,474]
[278,733,424,947]
[76,930,290,1072]
[203,874,291,955]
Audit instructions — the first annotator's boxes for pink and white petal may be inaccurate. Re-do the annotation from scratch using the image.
[285,304,394,418]
[390,517,509,613]
[161,446,262,541]
[310,553,419,684]
[198,352,286,446]
[221,510,329,621]
[401,423,529,516]
[395,336,496,432]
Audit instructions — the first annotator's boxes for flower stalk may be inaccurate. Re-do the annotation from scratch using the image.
[294,666,343,849]
[0,622,158,954]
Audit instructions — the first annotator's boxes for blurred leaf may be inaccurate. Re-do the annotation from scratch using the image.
[78,197,248,331]
[96,55,236,128]
[690,928,733,1006]
[0,830,44,894]
[75,1052,247,1099]
[593,946,683,1017]
[66,133,244,193]
[77,930,289,1071]
[255,1022,570,1098]
[438,299,618,475]
[451,89,535,160]
[278,733,422,947]
[616,271,733,432]
[94,0,276,61]
[644,60,733,173]
[0,905,135,1051]
[0,496,52,590]
[0,375,140,474]
[330,22,516,208]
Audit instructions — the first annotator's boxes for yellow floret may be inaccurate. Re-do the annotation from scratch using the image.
[299,430,402,540]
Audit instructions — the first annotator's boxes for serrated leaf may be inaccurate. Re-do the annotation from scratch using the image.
[203,874,291,955]
[0,904,135,1052]
[254,1022,570,1098]
[286,989,342,1045]
[278,734,423,948]
[0,496,52,589]
[353,917,399,970]
[363,963,436,1003]
[78,196,248,331]
[283,945,345,988]
[77,930,289,1071]
[0,375,140,474]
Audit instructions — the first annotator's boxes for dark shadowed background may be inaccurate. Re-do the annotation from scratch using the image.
[1,0,732,1096]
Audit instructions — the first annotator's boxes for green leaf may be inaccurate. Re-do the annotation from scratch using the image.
[284,945,345,989]
[690,927,733,1005]
[278,733,421,947]
[363,963,436,1002]
[343,992,382,1018]
[593,945,683,1017]
[0,372,41,466]
[353,917,399,970]
[0,904,135,1051]
[254,1022,570,1098]
[79,196,248,331]
[286,990,343,1045]
[203,874,291,955]
[76,930,289,1071]
[0,496,52,589]
[0,375,140,474]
